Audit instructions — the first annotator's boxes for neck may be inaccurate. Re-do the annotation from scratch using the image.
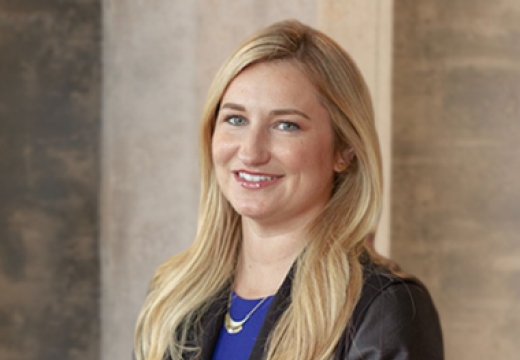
[233,217,311,299]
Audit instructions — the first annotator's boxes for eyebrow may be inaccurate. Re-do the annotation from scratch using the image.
[220,103,311,120]
[220,103,246,112]
[270,108,310,120]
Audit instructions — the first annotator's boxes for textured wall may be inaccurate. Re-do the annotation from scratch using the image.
[101,3,200,359]
[392,0,520,359]
[0,1,101,360]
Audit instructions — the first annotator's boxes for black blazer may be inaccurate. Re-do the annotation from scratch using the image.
[182,260,444,360]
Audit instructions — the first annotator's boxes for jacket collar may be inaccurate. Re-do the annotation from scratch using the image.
[194,268,295,360]
[178,252,386,360]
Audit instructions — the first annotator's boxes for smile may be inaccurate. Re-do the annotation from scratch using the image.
[237,172,280,182]
[233,171,283,189]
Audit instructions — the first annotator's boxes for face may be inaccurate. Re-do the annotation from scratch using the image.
[212,60,343,227]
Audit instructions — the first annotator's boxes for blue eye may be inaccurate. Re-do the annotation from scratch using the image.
[277,121,300,131]
[226,116,247,126]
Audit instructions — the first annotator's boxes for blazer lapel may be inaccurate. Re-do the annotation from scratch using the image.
[248,267,294,360]
[195,289,229,360]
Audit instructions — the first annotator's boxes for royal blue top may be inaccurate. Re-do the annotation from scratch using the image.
[211,292,274,360]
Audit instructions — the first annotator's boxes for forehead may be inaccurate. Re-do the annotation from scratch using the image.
[221,60,323,109]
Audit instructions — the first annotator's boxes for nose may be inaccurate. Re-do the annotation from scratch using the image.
[237,126,270,166]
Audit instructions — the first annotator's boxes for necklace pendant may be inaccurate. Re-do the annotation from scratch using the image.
[225,293,270,335]
[225,313,244,334]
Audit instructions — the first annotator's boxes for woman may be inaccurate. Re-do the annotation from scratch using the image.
[134,20,443,360]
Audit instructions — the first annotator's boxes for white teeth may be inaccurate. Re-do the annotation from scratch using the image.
[238,172,277,182]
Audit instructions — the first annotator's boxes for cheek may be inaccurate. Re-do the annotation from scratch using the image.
[212,135,231,191]
[211,132,235,166]
[279,136,335,173]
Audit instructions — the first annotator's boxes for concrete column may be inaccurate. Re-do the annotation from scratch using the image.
[101,1,393,358]
[101,2,200,359]
[392,0,520,358]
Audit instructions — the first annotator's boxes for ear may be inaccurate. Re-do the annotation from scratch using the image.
[334,147,355,173]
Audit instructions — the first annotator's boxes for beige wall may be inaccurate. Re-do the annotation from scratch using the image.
[319,0,393,256]
[101,1,393,359]
[392,0,520,358]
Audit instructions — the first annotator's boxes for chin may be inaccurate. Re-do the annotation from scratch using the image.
[234,208,268,219]
[231,203,272,220]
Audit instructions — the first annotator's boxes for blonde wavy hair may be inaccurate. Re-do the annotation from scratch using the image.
[135,20,383,360]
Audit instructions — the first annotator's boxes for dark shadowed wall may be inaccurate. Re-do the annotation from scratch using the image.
[0,1,101,359]
[392,0,520,359]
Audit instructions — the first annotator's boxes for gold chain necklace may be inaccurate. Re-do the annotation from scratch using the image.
[224,294,269,334]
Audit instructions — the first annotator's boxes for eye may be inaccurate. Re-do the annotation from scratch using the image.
[276,121,301,131]
[225,115,247,126]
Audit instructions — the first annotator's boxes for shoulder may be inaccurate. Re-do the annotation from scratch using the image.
[352,263,427,327]
[343,261,444,360]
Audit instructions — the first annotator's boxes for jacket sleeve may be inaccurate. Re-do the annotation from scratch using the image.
[346,281,444,360]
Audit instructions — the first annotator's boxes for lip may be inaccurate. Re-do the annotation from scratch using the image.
[233,170,284,189]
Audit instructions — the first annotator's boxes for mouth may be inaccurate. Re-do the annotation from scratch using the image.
[233,171,284,188]
[235,171,282,182]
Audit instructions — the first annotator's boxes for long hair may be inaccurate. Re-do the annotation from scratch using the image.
[135,19,382,360]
